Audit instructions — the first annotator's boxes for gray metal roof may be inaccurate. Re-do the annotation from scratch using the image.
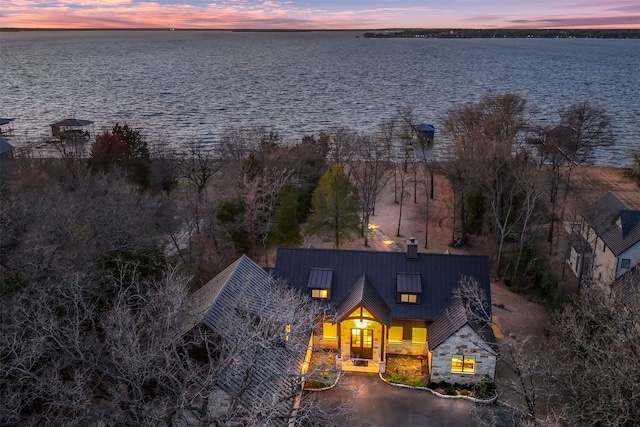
[427,297,497,353]
[427,297,467,350]
[0,137,15,155]
[50,118,93,127]
[273,247,491,322]
[417,123,435,132]
[188,255,302,426]
[307,268,333,289]
[621,210,640,238]
[585,191,640,256]
[335,274,392,326]
[397,272,422,294]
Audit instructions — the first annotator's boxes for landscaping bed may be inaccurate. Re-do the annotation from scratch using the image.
[428,377,496,399]
[383,354,496,399]
[304,351,340,390]
[382,354,429,387]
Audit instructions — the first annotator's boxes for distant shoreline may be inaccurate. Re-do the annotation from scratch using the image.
[363,28,640,39]
[1,28,639,39]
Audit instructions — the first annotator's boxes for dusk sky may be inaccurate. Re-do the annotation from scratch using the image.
[1,0,639,29]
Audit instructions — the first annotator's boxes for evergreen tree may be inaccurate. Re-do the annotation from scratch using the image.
[306,164,360,248]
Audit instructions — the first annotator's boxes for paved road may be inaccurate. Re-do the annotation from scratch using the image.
[319,373,474,427]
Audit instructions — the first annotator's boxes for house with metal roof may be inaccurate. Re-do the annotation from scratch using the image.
[0,118,14,136]
[567,191,640,286]
[0,137,16,178]
[183,255,309,426]
[273,241,496,384]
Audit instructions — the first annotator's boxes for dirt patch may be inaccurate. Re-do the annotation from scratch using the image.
[573,167,640,208]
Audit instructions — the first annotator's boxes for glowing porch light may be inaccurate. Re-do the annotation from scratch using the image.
[355,319,367,328]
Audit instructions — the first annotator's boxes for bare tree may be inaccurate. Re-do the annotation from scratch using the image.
[349,133,392,246]
[455,277,549,420]
[546,281,640,426]
[176,139,224,195]
[238,166,295,260]
[545,101,615,253]
[325,126,358,168]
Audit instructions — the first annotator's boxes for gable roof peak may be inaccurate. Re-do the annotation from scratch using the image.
[334,274,392,326]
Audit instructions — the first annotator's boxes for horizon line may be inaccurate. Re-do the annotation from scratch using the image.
[3,27,640,31]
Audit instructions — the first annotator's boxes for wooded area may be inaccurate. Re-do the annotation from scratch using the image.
[1,95,639,425]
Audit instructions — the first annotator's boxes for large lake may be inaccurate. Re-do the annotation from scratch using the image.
[1,30,638,166]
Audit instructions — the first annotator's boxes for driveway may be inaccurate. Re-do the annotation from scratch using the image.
[318,373,474,427]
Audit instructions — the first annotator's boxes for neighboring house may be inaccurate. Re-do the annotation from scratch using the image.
[184,255,307,426]
[567,191,640,286]
[0,118,14,136]
[0,137,16,178]
[273,241,496,384]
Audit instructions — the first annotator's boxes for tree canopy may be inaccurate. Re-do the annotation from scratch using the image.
[306,164,361,248]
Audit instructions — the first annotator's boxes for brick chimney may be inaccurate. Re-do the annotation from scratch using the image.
[407,237,418,259]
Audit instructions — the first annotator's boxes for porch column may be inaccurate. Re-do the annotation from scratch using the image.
[381,325,386,362]
[337,322,342,358]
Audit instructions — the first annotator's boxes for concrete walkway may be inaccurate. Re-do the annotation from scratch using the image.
[319,373,474,427]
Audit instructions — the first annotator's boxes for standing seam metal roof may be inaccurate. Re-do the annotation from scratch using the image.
[188,255,302,426]
[427,297,468,351]
[397,272,422,294]
[427,297,497,354]
[307,268,333,289]
[0,137,15,155]
[273,247,491,322]
[335,274,392,326]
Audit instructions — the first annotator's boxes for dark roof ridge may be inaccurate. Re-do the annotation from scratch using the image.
[277,246,489,259]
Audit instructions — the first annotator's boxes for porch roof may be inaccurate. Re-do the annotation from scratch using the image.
[335,274,392,327]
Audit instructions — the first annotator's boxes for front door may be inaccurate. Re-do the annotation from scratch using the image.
[350,328,373,359]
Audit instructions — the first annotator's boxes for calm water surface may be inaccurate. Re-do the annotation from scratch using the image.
[1,31,638,166]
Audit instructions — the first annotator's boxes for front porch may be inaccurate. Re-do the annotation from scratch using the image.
[339,357,383,374]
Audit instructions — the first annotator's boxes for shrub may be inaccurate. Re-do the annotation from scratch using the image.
[476,375,496,398]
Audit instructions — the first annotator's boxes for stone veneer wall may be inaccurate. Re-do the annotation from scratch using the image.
[386,340,428,356]
[429,324,496,385]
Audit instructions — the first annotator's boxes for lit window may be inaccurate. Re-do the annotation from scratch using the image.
[412,327,427,344]
[312,289,329,299]
[451,354,475,373]
[285,324,291,341]
[388,326,403,342]
[400,293,417,303]
[621,259,631,269]
[322,322,337,339]
[347,307,374,318]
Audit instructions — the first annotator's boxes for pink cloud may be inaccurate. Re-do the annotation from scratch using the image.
[0,0,638,29]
